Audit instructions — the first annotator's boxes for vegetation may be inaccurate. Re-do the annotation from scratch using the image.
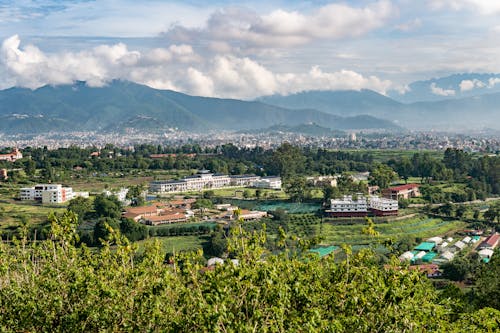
[0,215,498,332]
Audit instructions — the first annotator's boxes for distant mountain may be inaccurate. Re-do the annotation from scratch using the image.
[238,123,347,137]
[0,81,400,134]
[258,88,500,130]
[388,73,500,103]
[258,89,402,118]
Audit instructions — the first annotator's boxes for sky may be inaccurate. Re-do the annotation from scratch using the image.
[1,0,500,99]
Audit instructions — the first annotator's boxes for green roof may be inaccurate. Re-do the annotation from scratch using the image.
[422,252,437,262]
[309,246,338,258]
[415,242,435,251]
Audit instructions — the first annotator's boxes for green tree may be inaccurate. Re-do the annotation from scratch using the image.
[369,164,397,189]
[93,194,122,219]
[93,217,120,244]
[67,196,93,224]
[284,176,309,202]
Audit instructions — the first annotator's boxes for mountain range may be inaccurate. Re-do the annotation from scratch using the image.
[0,81,400,134]
[1,73,499,134]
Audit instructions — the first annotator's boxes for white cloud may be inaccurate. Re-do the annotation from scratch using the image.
[488,77,500,88]
[430,82,455,96]
[0,35,393,99]
[395,18,422,31]
[165,1,395,49]
[430,0,500,15]
[459,78,485,91]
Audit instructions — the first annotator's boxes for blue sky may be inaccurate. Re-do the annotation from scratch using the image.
[1,0,500,98]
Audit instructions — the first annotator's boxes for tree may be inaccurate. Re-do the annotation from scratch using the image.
[484,204,499,223]
[369,164,397,189]
[284,176,309,202]
[267,142,306,179]
[455,205,469,219]
[93,194,122,219]
[439,202,455,217]
[67,196,93,224]
[93,217,120,244]
[119,218,147,242]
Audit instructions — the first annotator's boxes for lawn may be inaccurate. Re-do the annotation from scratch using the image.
[136,235,206,254]
[0,201,66,233]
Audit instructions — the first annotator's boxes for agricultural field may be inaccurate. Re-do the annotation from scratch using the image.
[315,217,467,246]
[0,201,65,235]
[136,235,206,254]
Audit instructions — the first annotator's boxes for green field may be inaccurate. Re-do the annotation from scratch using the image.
[136,235,206,254]
[316,217,467,246]
[0,201,66,233]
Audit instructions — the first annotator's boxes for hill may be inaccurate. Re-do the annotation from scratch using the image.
[0,81,400,134]
[259,88,500,130]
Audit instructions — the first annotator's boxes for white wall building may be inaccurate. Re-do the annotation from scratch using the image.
[150,171,281,193]
[329,195,369,217]
[252,177,282,190]
[20,184,75,204]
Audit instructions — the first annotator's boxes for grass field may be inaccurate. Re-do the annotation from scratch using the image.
[316,217,467,246]
[136,235,206,254]
[0,201,66,232]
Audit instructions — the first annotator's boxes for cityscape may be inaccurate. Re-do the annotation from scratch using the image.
[0,0,499,331]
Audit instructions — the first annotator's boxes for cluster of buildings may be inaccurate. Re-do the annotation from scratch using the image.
[0,148,22,162]
[150,170,282,193]
[400,232,499,267]
[382,184,421,200]
[325,194,399,217]
[123,199,196,225]
[19,184,88,204]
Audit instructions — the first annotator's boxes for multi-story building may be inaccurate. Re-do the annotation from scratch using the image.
[20,184,75,204]
[369,196,399,216]
[327,195,368,217]
[0,148,23,162]
[150,171,282,193]
[326,195,398,217]
[252,176,282,190]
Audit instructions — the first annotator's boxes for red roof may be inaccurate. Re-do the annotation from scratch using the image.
[385,183,420,192]
[485,234,499,246]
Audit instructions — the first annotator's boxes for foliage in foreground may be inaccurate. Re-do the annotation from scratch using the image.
[0,213,498,332]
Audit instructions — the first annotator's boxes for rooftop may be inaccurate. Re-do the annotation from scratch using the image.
[414,242,435,251]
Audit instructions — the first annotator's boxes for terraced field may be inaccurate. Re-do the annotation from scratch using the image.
[316,217,467,246]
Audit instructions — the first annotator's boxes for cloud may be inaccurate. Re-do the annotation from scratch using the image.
[164,1,395,50]
[488,77,500,88]
[430,82,455,96]
[0,35,393,99]
[459,78,485,91]
[395,18,422,31]
[430,0,500,15]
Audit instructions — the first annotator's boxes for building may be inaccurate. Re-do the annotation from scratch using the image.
[252,176,282,190]
[230,175,261,187]
[369,196,399,216]
[325,195,398,217]
[382,184,421,200]
[0,148,22,162]
[479,233,499,250]
[104,188,129,204]
[19,184,75,204]
[150,171,282,193]
[123,203,189,225]
[236,210,267,221]
[306,176,337,188]
[327,195,369,217]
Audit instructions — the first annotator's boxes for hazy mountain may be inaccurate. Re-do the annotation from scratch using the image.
[258,89,402,118]
[388,73,500,103]
[0,81,400,134]
[259,87,500,130]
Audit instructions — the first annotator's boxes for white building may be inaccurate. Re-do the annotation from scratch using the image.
[328,195,368,217]
[20,184,75,204]
[252,176,282,190]
[326,194,398,217]
[150,171,281,193]
[104,188,130,204]
[368,196,398,216]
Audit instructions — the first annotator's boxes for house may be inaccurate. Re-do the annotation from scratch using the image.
[382,184,421,200]
[369,196,399,216]
[19,184,75,204]
[236,210,267,221]
[123,203,189,225]
[479,234,499,250]
[144,212,188,225]
[0,148,22,162]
